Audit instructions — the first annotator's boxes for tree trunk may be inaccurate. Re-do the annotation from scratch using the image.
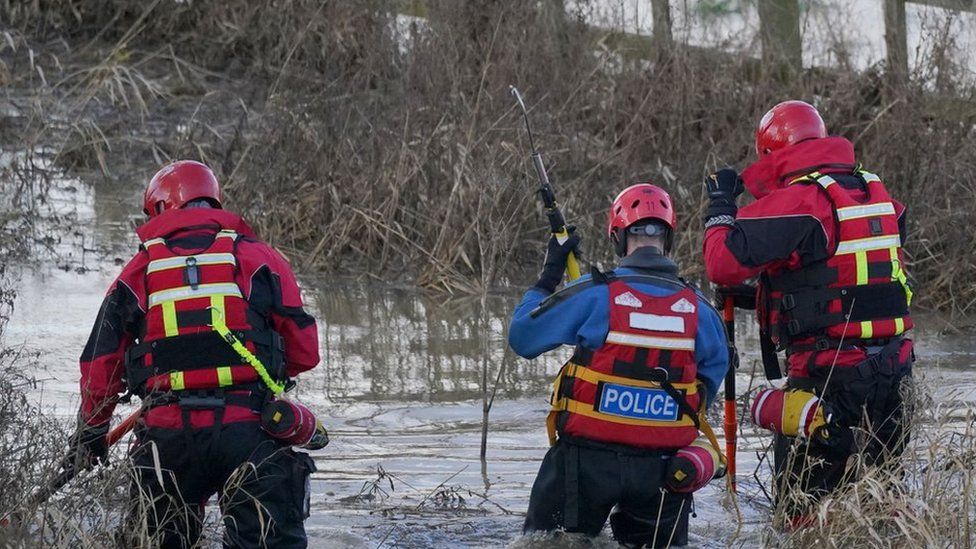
[883,0,908,83]
[651,0,673,48]
[758,0,802,77]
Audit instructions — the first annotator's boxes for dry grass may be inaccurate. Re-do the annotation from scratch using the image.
[739,374,976,548]
[2,1,974,309]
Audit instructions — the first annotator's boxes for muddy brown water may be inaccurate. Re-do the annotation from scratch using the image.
[4,156,976,547]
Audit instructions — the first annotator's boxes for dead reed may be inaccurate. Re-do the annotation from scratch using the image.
[744,373,976,548]
[2,1,974,310]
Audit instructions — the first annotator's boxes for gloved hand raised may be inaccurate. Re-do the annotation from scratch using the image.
[534,227,581,294]
[66,420,109,471]
[703,168,744,228]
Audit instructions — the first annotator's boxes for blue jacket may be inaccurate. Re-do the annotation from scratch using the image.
[509,247,730,405]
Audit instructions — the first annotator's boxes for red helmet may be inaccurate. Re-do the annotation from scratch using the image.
[608,183,676,256]
[143,160,222,217]
[755,100,827,158]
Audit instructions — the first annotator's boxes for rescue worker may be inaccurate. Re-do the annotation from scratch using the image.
[509,184,730,547]
[65,160,321,547]
[702,100,915,524]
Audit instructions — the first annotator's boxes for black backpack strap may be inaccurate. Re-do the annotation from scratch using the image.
[760,330,784,380]
[529,272,690,318]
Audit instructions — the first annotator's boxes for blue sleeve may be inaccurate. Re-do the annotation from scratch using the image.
[694,297,731,406]
[507,278,610,359]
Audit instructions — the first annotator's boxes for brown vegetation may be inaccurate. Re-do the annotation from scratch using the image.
[1,1,974,305]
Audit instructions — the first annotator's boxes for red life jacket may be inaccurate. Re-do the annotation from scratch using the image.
[124,229,284,397]
[549,279,702,450]
[761,170,913,353]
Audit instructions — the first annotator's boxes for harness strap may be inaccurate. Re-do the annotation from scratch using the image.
[759,330,784,380]
[530,272,688,319]
[780,282,909,338]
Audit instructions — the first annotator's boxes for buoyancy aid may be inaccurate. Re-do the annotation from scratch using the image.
[124,229,286,398]
[761,169,913,353]
[548,277,705,450]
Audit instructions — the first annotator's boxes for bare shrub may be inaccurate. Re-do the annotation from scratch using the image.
[2,1,973,309]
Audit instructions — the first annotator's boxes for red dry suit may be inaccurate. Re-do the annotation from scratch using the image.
[78,208,319,429]
[703,137,911,378]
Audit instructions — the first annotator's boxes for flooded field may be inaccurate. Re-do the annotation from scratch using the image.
[3,153,975,547]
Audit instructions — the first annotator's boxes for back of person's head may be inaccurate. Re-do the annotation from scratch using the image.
[607,183,676,257]
[143,160,222,218]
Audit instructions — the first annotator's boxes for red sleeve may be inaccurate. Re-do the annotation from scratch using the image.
[78,257,146,426]
[269,251,320,377]
[703,185,833,286]
[703,225,765,285]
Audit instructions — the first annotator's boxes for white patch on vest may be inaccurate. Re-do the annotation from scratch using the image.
[614,291,643,308]
[670,298,696,314]
[629,312,685,333]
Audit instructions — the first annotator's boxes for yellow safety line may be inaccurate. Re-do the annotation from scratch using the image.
[209,297,285,396]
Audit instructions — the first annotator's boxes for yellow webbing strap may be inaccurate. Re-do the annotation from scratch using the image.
[162,301,179,338]
[209,296,285,396]
[890,247,913,306]
[545,362,713,448]
[170,371,185,391]
[693,381,727,468]
[788,171,822,186]
[697,411,726,468]
[546,362,572,445]
[216,366,234,387]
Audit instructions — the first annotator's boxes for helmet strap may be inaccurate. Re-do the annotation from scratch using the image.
[611,228,627,258]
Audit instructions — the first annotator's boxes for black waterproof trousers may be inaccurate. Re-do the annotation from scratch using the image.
[524,436,692,547]
[774,339,914,516]
[128,421,315,548]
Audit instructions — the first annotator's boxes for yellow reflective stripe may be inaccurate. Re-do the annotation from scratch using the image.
[858,170,881,183]
[855,251,869,285]
[569,363,698,394]
[860,321,874,339]
[834,235,902,255]
[148,283,243,308]
[216,366,234,387]
[147,253,237,274]
[605,331,695,351]
[836,202,896,221]
[788,171,821,186]
[894,317,905,334]
[170,371,185,391]
[143,237,166,248]
[162,301,179,337]
[889,247,913,306]
[564,399,696,427]
[216,230,238,239]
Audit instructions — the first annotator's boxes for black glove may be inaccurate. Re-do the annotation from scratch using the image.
[715,284,757,310]
[534,227,581,294]
[66,420,109,471]
[703,168,744,227]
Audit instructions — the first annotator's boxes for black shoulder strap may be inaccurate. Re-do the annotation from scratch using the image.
[528,271,691,319]
[760,330,784,380]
